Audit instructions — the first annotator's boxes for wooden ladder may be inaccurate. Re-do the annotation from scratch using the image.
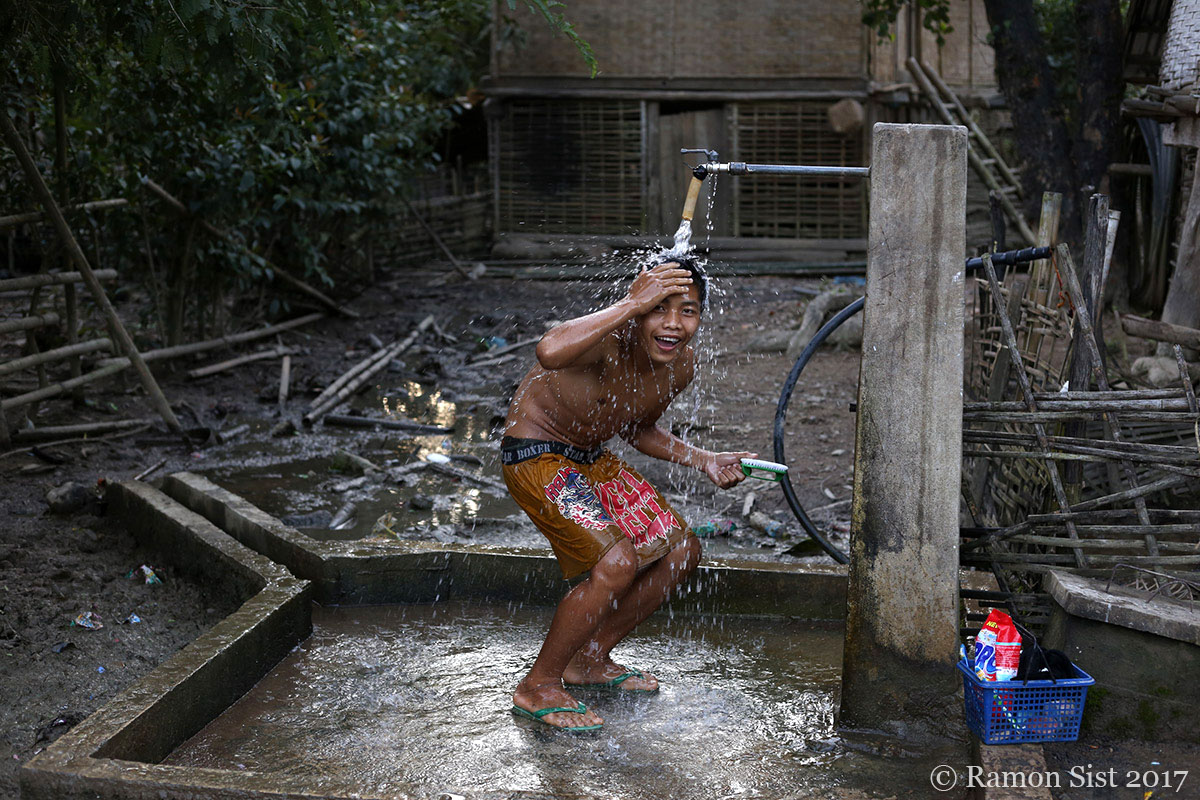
[906,57,1036,245]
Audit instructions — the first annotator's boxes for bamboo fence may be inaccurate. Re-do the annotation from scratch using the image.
[961,194,1200,634]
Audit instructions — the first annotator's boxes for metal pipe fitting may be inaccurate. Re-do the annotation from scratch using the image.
[702,162,870,179]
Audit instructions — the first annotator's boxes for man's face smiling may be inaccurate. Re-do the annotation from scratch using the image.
[636,283,702,365]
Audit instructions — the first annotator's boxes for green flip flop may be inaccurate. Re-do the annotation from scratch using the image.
[511,701,603,732]
[564,669,659,693]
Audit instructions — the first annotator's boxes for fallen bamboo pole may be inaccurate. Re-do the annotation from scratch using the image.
[307,315,433,414]
[1119,313,1200,350]
[10,417,156,442]
[303,316,433,426]
[1,362,130,411]
[133,458,168,482]
[143,178,359,319]
[97,312,323,366]
[0,269,118,292]
[323,413,453,435]
[0,337,112,378]
[0,421,151,459]
[0,112,182,433]
[0,198,128,230]
[187,346,292,379]
[309,342,396,410]
[0,312,59,336]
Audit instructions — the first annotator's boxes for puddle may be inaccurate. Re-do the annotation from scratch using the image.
[166,601,960,798]
[201,379,831,564]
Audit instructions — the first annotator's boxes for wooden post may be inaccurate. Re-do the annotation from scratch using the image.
[0,111,183,433]
[839,124,966,735]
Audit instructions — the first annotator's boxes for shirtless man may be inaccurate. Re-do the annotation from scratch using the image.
[502,257,753,732]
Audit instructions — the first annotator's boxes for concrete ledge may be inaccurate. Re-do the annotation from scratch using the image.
[1043,570,1200,743]
[164,471,849,619]
[21,481,313,800]
[1045,570,1200,645]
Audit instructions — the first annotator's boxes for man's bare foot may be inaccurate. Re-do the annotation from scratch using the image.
[563,655,659,692]
[512,678,604,730]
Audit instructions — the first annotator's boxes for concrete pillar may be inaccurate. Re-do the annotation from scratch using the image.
[839,123,967,735]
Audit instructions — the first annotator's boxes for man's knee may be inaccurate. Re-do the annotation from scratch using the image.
[591,539,637,592]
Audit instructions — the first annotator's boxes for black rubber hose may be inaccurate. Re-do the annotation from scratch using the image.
[771,246,1051,563]
[772,296,863,564]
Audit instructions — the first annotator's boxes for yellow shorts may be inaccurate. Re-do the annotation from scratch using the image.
[501,438,692,579]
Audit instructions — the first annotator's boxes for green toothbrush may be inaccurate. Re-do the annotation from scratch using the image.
[739,458,789,482]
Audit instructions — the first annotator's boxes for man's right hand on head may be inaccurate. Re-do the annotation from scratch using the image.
[626,263,693,315]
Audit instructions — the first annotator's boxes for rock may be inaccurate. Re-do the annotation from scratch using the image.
[409,494,435,511]
[1131,354,1200,388]
[45,482,94,514]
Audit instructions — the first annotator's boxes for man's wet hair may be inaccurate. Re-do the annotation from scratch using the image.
[648,254,708,310]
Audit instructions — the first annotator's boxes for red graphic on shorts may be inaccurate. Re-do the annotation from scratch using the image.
[544,467,614,531]
[594,469,679,548]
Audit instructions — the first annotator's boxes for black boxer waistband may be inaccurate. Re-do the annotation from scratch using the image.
[501,436,604,466]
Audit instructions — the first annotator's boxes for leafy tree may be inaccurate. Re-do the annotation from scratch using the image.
[2,0,592,343]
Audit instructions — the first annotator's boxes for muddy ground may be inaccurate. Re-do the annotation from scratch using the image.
[0,270,861,797]
[1,268,1193,798]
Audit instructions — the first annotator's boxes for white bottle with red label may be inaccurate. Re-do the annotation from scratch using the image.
[974,609,1021,681]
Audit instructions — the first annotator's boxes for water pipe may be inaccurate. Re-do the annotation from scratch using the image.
[682,148,871,182]
[678,148,719,222]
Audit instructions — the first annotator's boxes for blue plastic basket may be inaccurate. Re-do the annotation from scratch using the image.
[957,658,1094,745]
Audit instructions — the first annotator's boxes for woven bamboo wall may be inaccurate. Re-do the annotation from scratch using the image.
[494,100,644,234]
[371,192,492,270]
[731,102,866,239]
[494,0,865,79]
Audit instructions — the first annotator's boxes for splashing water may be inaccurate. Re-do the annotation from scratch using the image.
[665,217,693,258]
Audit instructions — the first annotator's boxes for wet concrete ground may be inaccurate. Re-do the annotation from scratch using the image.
[167,601,963,799]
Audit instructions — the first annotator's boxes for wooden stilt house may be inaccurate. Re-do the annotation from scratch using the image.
[483,0,999,258]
